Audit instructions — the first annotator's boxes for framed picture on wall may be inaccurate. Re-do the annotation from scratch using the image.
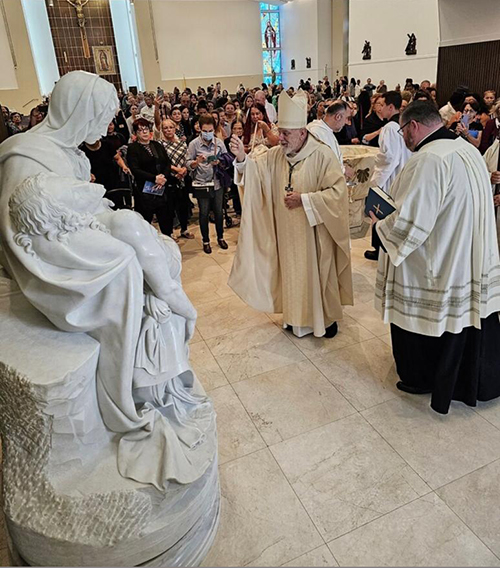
[92,46,115,75]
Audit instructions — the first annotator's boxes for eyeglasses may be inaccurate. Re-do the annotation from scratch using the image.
[398,120,414,135]
[136,127,151,133]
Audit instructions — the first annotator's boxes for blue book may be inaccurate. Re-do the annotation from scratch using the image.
[364,186,396,220]
[143,180,165,197]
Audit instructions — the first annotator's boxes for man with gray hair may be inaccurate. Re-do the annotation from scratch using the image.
[229,90,353,339]
[254,89,277,123]
[371,100,500,414]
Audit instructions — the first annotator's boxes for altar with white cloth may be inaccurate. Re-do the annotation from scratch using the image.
[341,145,379,238]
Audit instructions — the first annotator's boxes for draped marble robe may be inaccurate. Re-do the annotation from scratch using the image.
[0,72,214,490]
[229,135,353,337]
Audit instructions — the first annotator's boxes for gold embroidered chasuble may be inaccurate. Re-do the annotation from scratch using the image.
[228,135,353,337]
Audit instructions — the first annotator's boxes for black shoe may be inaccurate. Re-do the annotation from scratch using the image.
[364,249,379,261]
[324,322,338,338]
[218,239,228,250]
[203,243,212,254]
[396,381,432,395]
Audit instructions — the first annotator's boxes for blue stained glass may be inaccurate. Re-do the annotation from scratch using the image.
[262,51,272,76]
[270,13,280,48]
[260,2,281,84]
[262,15,279,51]
[272,50,281,73]
[261,13,269,49]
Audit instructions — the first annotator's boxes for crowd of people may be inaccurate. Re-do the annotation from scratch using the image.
[2,75,499,254]
[2,70,500,415]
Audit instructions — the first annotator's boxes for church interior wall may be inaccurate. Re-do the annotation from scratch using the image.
[439,0,500,48]
[21,0,60,98]
[0,2,18,92]
[134,0,264,94]
[348,0,439,87]
[281,0,323,87]
[0,0,41,111]
[331,0,348,79]
[316,0,333,80]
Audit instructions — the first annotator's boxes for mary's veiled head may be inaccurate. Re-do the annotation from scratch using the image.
[32,70,118,148]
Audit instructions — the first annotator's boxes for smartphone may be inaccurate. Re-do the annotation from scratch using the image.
[461,113,470,129]
[206,154,219,163]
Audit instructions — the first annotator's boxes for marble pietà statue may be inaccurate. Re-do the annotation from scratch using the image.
[0,71,219,566]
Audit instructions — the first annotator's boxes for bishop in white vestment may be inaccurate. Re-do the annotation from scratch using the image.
[228,91,353,338]
[373,101,500,414]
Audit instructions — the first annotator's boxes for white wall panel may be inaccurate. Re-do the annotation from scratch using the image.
[348,0,439,86]
[0,2,18,91]
[439,0,500,47]
[152,1,262,81]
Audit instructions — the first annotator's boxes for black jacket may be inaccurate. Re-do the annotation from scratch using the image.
[127,140,174,192]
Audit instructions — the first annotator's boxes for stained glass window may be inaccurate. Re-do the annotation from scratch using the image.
[260,3,282,85]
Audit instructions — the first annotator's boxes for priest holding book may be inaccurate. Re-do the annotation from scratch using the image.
[371,100,500,414]
[228,90,353,339]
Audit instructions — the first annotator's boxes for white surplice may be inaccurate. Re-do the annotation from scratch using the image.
[370,120,412,193]
[307,119,343,167]
[375,137,500,337]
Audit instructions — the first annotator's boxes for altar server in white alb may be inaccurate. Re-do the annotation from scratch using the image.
[229,90,353,339]
[372,101,500,414]
[365,90,412,261]
[306,100,350,167]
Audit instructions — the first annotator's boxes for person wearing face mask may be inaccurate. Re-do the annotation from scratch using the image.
[186,115,228,254]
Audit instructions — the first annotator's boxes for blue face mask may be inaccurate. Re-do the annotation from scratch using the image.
[202,131,214,142]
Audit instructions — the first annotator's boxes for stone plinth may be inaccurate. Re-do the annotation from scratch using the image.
[0,276,220,566]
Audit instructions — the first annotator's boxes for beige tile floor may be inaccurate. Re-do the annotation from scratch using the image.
[2,220,500,567]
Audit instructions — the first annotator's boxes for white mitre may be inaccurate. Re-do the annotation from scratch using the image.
[278,89,308,129]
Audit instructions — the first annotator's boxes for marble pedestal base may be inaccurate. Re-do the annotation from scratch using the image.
[0,276,219,566]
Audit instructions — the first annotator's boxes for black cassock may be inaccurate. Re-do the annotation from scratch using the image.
[391,312,500,414]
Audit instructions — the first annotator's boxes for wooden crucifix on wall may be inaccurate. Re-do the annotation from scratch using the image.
[66,0,91,58]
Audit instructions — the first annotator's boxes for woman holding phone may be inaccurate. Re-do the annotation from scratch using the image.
[242,103,279,155]
[449,101,483,148]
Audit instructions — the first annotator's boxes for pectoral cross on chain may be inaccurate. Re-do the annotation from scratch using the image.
[66,0,91,58]
[285,162,298,193]
[374,203,382,216]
